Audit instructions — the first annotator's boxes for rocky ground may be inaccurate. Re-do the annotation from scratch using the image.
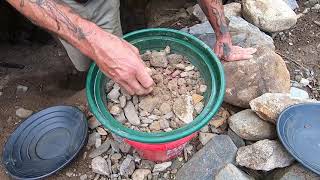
[0,0,320,180]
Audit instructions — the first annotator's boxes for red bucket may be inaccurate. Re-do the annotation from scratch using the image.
[124,133,197,162]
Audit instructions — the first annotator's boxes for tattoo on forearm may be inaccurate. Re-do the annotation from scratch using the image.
[198,0,228,36]
[20,0,87,40]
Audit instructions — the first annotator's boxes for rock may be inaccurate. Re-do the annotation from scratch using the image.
[124,101,141,125]
[209,107,230,128]
[96,127,108,136]
[192,4,207,22]
[300,78,310,86]
[107,84,121,102]
[88,116,101,129]
[66,171,73,177]
[119,143,131,153]
[88,132,100,147]
[110,153,122,162]
[242,0,297,32]
[227,128,245,148]
[89,139,111,158]
[159,119,170,129]
[199,85,207,93]
[80,174,88,180]
[120,155,135,176]
[95,137,101,148]
[150,51,168,68]
[119,95,127,108]
[110,105,121,115]
[153,162,172,172]
[283,0,299,10]
[149,121,161,131]
[215,163,254,180]
[16,108,33,119]
[236,140,294,171]
[91,156,110,176]
[199,132,216,145]
[311,3,320,11]
[159,103,171,115]
[228,109,276,141]
[132,169,152,180]
[224,47,290,108]
[115,112,127,123]
[271,163,319,180]
[223,3,242,19]
[16,85,28,94]
[173,95,194,123]
[194,102,204,114]
[290,87,309,99]
[176,135,237,180]
[249,93,317,124]
[139,96,160,113]
[192,94,204,104]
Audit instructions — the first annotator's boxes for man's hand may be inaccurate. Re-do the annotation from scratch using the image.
[90,30,154,95]
[198,0,256,61]
[6,0,154,95]
[215,35,257,61]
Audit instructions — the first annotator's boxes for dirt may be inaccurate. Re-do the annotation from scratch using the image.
[106,47,206,132]
[0,0,319,179]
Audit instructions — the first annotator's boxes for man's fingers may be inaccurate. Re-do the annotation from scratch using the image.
[118,81,135,95]
[228,54,253,61]
[136,68,154,89]
[128,78,148,95]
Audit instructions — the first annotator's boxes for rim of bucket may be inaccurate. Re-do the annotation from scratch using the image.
[86,28,225,143]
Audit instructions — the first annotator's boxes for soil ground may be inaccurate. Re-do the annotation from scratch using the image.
[0,0,319,179]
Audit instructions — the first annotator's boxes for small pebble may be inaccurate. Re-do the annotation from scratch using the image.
[110,105,121,115]
[199,85,207,93]
[16,108,33,119]
[96,127,108,136]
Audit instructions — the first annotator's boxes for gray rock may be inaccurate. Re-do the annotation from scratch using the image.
[120,155,135,176]
[284,0,299,10]
[119,143,131,153]
[271,163,319,180]
[215,164,254,180]
[132,169,152,180]
[107,84,121,102]
[88,116,101,129]
[16,108,33,119]
[236,140,294,171]
[176,135,237,180]
[199,132,216,145]
[242,0,297,32]
[227,128,245,148]
[224,47,290,108]
[153,162,172,172]
[16,85,28,94]
[159,103,171,115]
[119,95,127,108]
[87,132,100,147]
[91,156,110,176]
[139,160,155,170]
[223,3,242,19]
[194,102,204,114]
[249,93,318,124]
[229,16,275,50]
[124,101,141,125]
[89,139,111,158]
[290,87,309,99]
[115,112,127,124]
[80,174,88,180]
[192,4,207,23]
[228,109,276,141]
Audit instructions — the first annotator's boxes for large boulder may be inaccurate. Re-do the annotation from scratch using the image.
[242,0,298,32]
[176,135,237,180]
[224,47,290,108]
[250,93,318,124]
[236,140,294,171]
[228,109,276,141]
[185,16,275,50]
[271,163,319,180]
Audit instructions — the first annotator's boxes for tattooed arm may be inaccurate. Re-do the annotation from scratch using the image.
[6,0,154,95]
[198,0,256,61]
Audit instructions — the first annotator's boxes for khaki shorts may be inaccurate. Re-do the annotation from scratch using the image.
[60,0,122,71]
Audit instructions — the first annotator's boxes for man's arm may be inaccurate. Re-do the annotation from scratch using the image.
[198,0,256,61]
[6,0,153,95]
